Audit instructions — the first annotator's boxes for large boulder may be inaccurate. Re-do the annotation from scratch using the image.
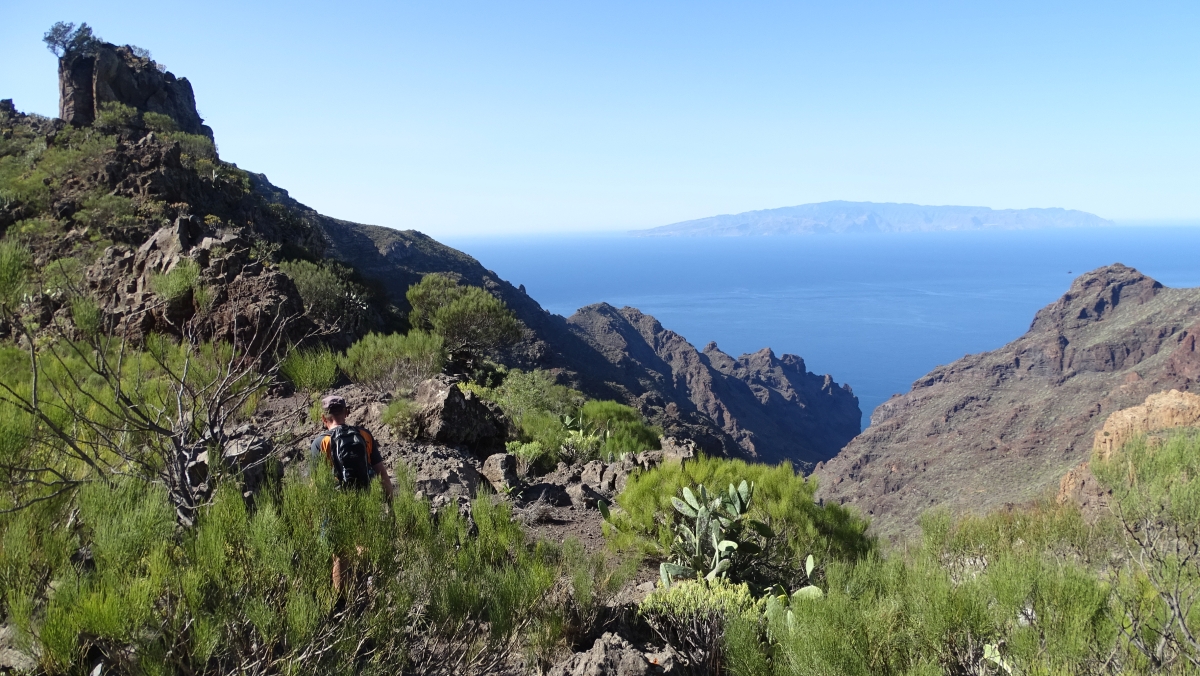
[414,376,507,451]
[481,453,519,493]
[400,442,481,510]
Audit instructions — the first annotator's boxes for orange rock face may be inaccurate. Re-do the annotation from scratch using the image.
[1056,389,1200,518]
[1091,389,1200,461]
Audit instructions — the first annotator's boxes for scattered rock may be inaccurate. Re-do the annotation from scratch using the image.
[547,633,677,676]
[567,482,605,509]
[402,443,481,507]
[519,483,572,508]
[659,436,697,463]
[580,460,607,490]
[481,453,519,493]
[414,376,507,451]
[0,624,35,672]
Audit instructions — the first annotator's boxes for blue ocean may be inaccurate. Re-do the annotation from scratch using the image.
[444,227,1200,426]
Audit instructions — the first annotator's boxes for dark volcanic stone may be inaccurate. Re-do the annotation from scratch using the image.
[414,376,507,451]
[59,43,213,138]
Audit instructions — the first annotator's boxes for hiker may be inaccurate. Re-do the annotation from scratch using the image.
[310,394,394,592]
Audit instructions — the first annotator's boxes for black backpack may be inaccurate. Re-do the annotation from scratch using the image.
[322,425,373,489]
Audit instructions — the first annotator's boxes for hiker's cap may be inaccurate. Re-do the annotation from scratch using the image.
[321,395,348,413]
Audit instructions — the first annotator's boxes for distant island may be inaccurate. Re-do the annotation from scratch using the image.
[634,200,1113,236]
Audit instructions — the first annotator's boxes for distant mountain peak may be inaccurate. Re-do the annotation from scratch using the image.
[635,201,1113,236]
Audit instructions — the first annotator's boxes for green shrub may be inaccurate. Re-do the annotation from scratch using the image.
[467,369,587,468]
[164,131,217,163]
[382,397,420,438]
[279,345,340,393]
[506,440,548,474]
[470,371,662,469]
[610,455,873,566]
[1094,430,1200,670]
[657,481,795,592]
[37,127,115,187]
[340,330,447,394]
[142,111,178,133]
[149,258,201,302]
[70,296,101,337]
[581,399,661,457]
[639,578,762,674]
[1,462,605,673]
[94,102,138,132]
[42,257,85,296]
[75,192,138,229]
[279,259,368,331]
[0,240,31,310]
[406,273,522,361]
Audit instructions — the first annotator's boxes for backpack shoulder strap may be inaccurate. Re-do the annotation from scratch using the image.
[359,428,375,460]
[320,432,333,466]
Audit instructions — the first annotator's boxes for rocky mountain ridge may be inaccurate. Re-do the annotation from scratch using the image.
[0,41,859,467]
[637,200,1112,236]
[814,263,1200,538]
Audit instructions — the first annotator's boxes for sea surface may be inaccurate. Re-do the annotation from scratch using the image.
[444,227,1200,427]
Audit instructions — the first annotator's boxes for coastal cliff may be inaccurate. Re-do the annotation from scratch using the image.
[815,264,1200,537]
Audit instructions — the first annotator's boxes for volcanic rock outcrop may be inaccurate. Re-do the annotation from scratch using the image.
[59,41,212,138]
[815,264,1200,538]
[563,304,861,466]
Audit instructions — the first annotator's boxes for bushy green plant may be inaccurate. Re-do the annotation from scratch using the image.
[149,258,201,303]
[659,481,790,592]
[469,370,660,468]
[610,455,873,566]
[94,102,138,132]
[2,466,595,674]
[483,369,585,423]
[406,273,522,361]
[340,330,447,394]
[279,259,368,331]
[69,295,102,337]
[142,111,178,133]
[37,127,116,188]
[75,192,138,229]
[580,399,661,458]
[381,397,420,438]
[639,578,763,675]
[279,345,340,393]
[164,131,217,164]
[1094,430,1200,671]
[0,240,31,310]
[506,440,548,472]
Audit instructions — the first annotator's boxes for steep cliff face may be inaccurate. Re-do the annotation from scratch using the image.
[559,305,861,466]
[815,264,1200,538]
[59,42,213,139]
[292,221,862,464]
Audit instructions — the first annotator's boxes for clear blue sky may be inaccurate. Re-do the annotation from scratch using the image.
[2,1,1197,236]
